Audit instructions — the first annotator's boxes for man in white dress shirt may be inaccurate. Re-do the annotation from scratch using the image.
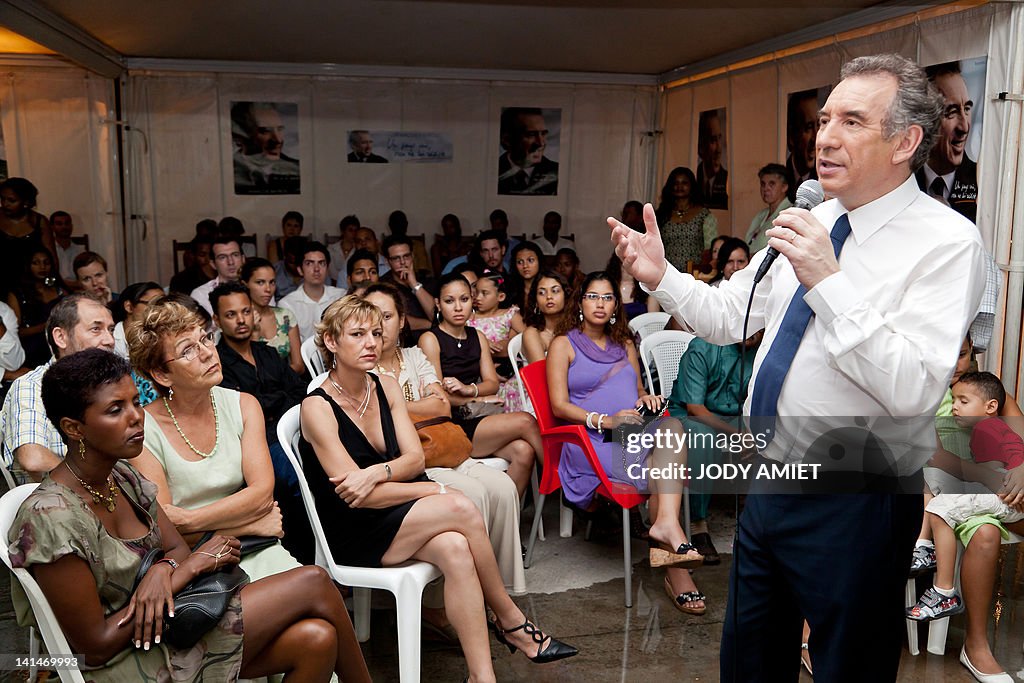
[191,235,246,316]
[280,241,345,341]
[610,54,985,682]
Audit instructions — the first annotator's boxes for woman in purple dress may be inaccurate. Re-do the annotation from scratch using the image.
[546,271,706,614]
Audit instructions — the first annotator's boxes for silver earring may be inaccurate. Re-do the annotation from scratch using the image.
[578,311,584,322]
[168,387,174,401]
[331,355,337,370]
[610,315,617,325]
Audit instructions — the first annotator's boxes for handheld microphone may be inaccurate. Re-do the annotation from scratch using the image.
[751,179,825,284]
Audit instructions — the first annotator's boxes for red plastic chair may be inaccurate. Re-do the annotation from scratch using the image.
[520,359,648,607]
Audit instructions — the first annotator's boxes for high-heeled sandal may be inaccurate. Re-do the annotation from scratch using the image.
[488,617,579,663]
[649,541,704,569]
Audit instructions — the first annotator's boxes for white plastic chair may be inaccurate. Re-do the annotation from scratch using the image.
[300,336,326,377]
[277,406,442,683]
[1,484,85,683]
[639,330,695,397]
[628,311,670,342]
[506,333,530,413]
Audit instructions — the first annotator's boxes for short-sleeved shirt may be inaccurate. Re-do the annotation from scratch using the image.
[971,417,1024,469]
[0,360,64,483]
[669,337,753,417]
[280,285,346,341]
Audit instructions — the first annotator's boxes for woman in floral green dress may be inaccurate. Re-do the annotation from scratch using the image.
[7,349,370,682]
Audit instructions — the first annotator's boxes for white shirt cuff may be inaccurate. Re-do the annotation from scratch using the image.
[803,271,860,326]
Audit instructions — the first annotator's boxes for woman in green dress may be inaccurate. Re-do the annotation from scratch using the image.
[7,348,370,681]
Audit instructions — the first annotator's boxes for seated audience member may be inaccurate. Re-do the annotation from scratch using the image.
[469,230,508,275]
[381,235,435,338]
[267,210,305,264]
[554,247,585,292]
[468,270,526,411]
[354,226,389,276]
[274,235,305,299]
[708,237,750,287]
[0,299,26,387]
[50,210,85,284]
[346,248,380,290]
[362,282,526,595]
[0,293,115,483]
[536,211,574,258]
[169,235,214,295]
[507,241,543,312]
[280,241,345,341]
[300,296,576,675]
[327,214,360,286]
[431,213,469,276]
[489,208,519,272]
[241,257,303,375]
[522,271,570,363]
[621,200,646,233]
[191,234,246,316]
[8,247,66,367]
[218,216,256,259]
[112,282,163,359]
[547,272,706,614]
[694,235,728,284]
[605,253,658,320]
[655,166,719,273]
[128,298,301,581]
[73,251,116,305]
[746,163,792,252]
[418,273,543,498]
[211,281,312,563]
[668,330,761,566]
[387,210,431,274]
[909,371,1024,624]
[0,177,56,297]
[7,348,371,683]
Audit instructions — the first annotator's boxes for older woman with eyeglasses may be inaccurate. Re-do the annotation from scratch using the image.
[126,298,301,581]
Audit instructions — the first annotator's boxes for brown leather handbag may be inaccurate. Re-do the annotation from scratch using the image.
[409,408,473,468]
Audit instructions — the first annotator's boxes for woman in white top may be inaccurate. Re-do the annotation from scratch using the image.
[361,282,526,596]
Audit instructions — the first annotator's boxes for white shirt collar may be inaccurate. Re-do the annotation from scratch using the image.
[819,174,920,246]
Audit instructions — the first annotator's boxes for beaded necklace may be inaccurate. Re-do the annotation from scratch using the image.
[376,348,416,402]
[65,460,119,512]
[162,388,220,458]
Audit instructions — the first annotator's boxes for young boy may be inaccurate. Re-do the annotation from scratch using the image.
[907,371,1024,620]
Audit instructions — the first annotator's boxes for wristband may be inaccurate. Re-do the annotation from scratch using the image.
[471,382,479,398]
[412,282,424,292]
[155,557,178,570]
[585,411,596,430]
[384,463,393,481]
[597,414,607,432]
[437,481,448,495]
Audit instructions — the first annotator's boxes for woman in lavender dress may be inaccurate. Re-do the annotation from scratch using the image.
[546,271,706,614]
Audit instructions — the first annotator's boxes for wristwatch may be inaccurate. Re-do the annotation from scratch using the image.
[412,283,424,293]
[437,481,449,495]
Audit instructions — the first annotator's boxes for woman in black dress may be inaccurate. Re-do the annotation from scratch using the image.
[7,246,65,366]
[300,296,576,682]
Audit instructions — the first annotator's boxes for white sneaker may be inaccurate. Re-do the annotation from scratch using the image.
[960,646,1013,683]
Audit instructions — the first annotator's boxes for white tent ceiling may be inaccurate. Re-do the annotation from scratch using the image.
[8,0,892,76]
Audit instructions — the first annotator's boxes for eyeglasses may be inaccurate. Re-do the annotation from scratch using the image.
[165,332,216,363]
[388,252,413,262]
[582,293,615,303]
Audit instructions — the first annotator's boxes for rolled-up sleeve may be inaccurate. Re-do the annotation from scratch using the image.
[0,303,25,371]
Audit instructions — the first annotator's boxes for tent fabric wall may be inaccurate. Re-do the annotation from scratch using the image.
[0,65,120,288]
[123,71,657,283]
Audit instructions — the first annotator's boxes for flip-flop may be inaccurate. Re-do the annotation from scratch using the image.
[663,576,707,615]
[650,541,704,569]
[801,642,813,677]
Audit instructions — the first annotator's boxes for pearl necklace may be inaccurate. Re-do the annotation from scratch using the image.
[65,460,119,512]
[329,373,372,419]
[163,389,220,458]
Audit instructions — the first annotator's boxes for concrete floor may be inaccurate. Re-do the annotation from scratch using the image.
[3,497,1024,682]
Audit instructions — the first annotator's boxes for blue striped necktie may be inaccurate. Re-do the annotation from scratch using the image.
[749,214,853,433]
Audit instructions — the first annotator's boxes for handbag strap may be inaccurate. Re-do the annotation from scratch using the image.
[414,415,453,430]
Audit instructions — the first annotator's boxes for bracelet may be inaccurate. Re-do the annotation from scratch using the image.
[155,557,178,571]
[412,282,424,292]
[384,463,393,481]
[437,481,448,495]
[471,382,479,398]
[597,413,607,431]
[585,411,596,430]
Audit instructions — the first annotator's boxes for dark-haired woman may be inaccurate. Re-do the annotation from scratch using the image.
[655,167,718,273]
[522,271,570,363]
[554,247,584,293]
[707,237,750,287]
[0,177,56,295]
[419,273,543,498]
[7,246,65,367]
[506,241,543,312]
[113,282,164,359]
[267,211,304,264]
[241,257,303,374]
[7,348,371,682]
[547,271,706,614]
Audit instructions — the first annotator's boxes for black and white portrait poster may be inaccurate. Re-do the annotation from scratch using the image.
[231,101,300,195]
[497,107,560,196]
[696,107,728,210]
[785,86,829,200]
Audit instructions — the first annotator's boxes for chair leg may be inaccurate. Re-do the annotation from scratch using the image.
[395,585,425,683]
[559,498,573,538]
[904,578,919,656]
[531,469,544,542]
[525,493,547,569]
[28,626,38,682]
[622,506,633,608]
[354,587,372,643]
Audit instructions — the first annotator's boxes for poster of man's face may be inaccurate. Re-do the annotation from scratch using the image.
[347,130,389,163]
[917,57,986,223]
[696,107,728,210]
[231,101,300,195]
[785,86,829,195]
[497,107,560,196]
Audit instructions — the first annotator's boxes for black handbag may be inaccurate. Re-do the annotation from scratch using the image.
[131,548,249,650]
